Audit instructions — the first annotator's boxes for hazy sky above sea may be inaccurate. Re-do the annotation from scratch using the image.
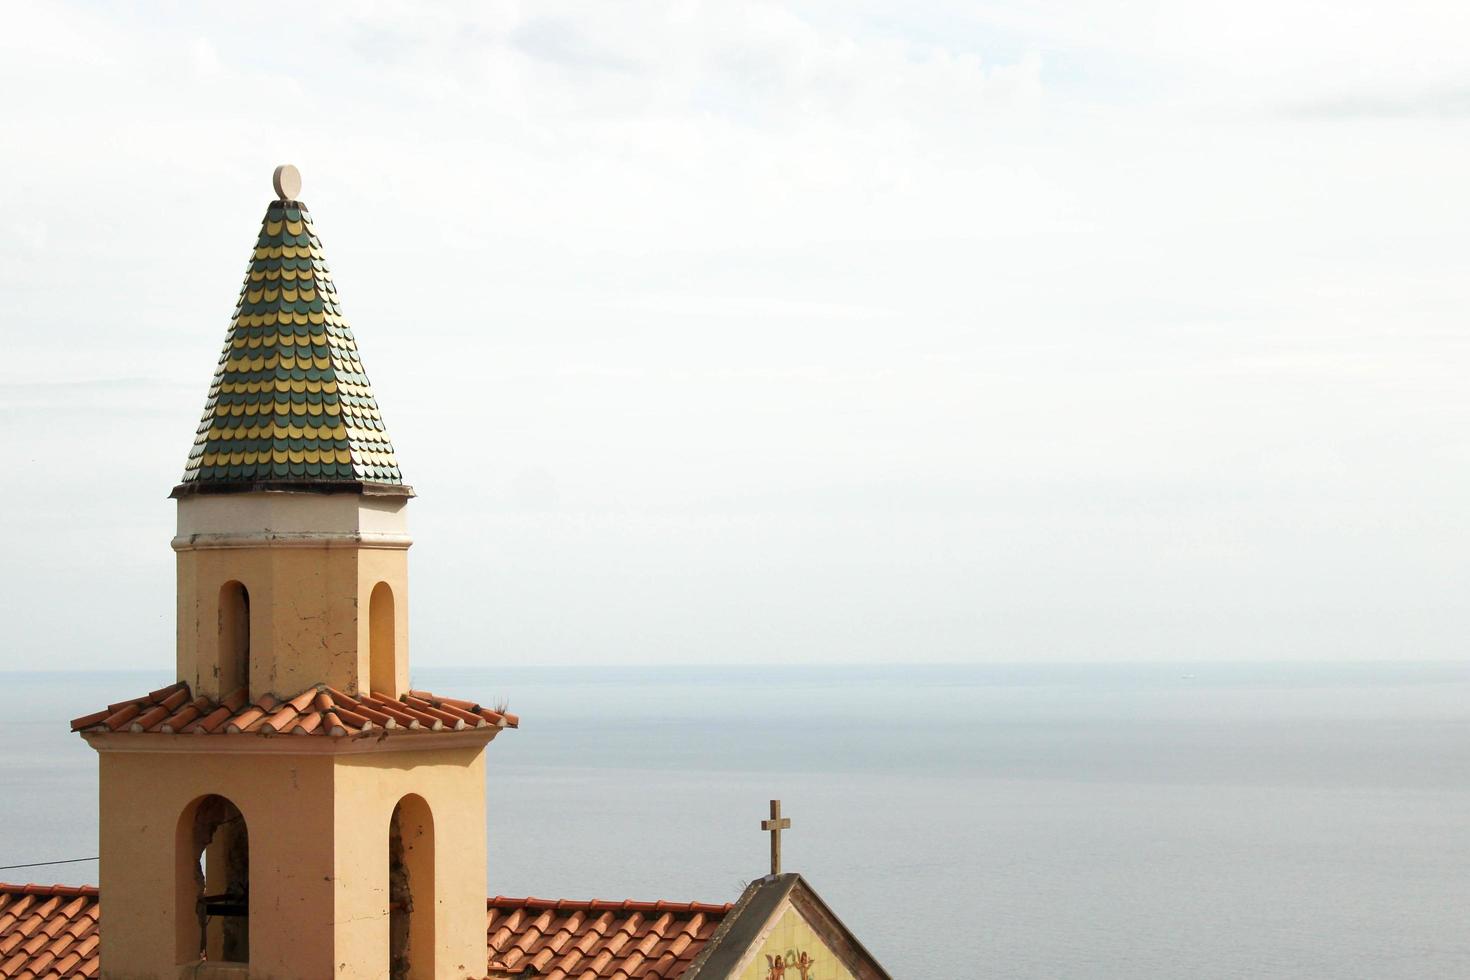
[2,1,1467,668]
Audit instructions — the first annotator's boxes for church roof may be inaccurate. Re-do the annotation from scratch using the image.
[0,885,98,980]
[0,885,730,980]
[483,896,731,979]
[175,188,404,495]
[69,683,517,738]
[682,874,893,980]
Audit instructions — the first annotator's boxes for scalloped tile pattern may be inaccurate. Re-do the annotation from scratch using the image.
[0,887,729,980]
[69,683,518,738]
[179,198,403,487]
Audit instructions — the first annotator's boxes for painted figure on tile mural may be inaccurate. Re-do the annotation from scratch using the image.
[766,949,816,980]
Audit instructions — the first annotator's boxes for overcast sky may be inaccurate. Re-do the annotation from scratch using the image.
[2,1,1468,669]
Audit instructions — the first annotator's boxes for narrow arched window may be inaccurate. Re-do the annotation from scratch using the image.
[176,794,250,965]
[388,794,435,980]
[369,582,395,697]
[218,582,250,697]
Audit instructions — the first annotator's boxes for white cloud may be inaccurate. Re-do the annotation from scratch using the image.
[1,1,1469,667]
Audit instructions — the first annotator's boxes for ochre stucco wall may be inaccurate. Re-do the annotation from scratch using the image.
[736,904,857,980]
[176,544,409,700]
[355,547,409,698]
[95,739,490,980]
[98,749,337,980]
[332,746,487,980]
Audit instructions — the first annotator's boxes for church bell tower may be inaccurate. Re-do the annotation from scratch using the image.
[72,166,515,980]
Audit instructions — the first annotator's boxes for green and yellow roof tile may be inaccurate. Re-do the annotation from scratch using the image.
[176,194,406,494]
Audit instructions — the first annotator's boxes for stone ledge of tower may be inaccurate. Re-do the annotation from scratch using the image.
[170,480,416,500]
[172,490,411,552]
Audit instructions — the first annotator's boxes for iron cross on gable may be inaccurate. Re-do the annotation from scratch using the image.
[761,799,792,876]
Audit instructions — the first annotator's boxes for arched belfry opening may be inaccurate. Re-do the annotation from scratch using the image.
[217,581,250,696]
[369,581,395,696]
[388,794,435,980]
[176,794,250,966]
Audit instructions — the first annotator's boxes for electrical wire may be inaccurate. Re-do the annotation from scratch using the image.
[0,857,98,871]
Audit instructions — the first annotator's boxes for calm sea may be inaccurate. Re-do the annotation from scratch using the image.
[3,663,1468,978]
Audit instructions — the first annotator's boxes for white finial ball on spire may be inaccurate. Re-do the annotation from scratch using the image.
[272,164,302,201]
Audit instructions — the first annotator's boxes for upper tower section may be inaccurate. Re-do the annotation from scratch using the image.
[174,164,405,496]
[172,167,413,701]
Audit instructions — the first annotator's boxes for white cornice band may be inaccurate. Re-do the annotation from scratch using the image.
[83,729,497,755]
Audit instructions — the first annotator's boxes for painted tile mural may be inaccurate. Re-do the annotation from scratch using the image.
[738,905,856,980]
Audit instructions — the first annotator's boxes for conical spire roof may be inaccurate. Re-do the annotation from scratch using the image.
[175,168,405,495]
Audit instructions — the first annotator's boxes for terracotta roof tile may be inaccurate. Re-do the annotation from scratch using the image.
[482,897,732,980]
[70,684,519,740]
[0,887,729,980]
[0,886,98,980]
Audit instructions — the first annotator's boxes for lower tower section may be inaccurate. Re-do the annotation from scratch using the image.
[90,730,497,980]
